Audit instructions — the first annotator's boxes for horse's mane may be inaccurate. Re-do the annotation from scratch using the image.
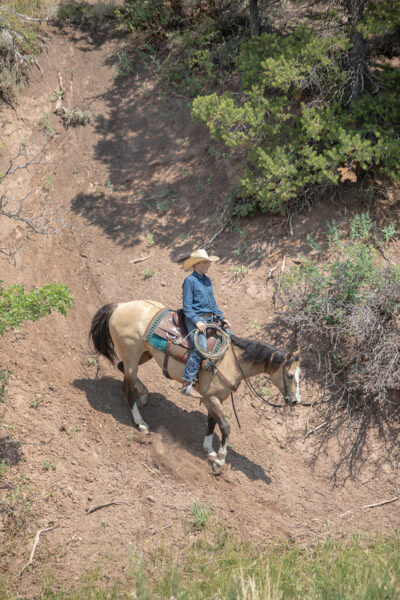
[230,334,287,370]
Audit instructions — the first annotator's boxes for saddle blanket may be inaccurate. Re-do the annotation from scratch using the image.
[144,308,224,368]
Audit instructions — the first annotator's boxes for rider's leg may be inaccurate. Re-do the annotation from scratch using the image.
[181,317,207,394]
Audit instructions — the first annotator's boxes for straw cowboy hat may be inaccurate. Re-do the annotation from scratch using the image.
[183,248,220,271]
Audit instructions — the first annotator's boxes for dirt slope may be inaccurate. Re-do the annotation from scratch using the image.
[1,23,399,596]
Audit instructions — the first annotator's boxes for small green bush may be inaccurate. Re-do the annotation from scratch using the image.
[0,281,74,335]
[0,367,8,403]
[114,0,175,32]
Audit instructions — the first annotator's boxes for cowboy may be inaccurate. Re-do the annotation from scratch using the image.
[180,249,231,395]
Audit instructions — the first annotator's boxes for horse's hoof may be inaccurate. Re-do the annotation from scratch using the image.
[138,424,150,435]
[138,395,148,407]
[206,451,217,461]
[212,461,223,475]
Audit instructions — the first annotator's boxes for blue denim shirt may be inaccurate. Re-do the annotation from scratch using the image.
[182,270,224,323]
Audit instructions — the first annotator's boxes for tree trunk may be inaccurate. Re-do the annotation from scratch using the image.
[347,0,368,102]
[250,0,261,36]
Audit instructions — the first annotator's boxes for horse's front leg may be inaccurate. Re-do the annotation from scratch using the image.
[203,414,217,460]
[202,396,230,472]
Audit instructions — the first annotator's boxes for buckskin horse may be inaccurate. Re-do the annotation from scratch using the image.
[89,299,301,472]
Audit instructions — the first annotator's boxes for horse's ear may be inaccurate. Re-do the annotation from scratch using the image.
[293,349,300,361]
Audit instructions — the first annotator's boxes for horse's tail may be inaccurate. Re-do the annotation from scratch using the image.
[89,303,118,365]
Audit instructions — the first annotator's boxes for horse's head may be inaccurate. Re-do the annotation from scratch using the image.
[270,351,301,406]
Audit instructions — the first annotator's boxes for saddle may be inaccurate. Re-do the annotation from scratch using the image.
[145,308,225,378]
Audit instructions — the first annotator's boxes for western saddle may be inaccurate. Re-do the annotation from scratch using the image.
[145,308,224,378]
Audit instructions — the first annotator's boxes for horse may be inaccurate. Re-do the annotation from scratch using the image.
[89,299,301,472]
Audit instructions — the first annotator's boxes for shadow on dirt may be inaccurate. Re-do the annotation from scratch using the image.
[74,376,272,484]
[64,27,291,270]
[0,437,23,466]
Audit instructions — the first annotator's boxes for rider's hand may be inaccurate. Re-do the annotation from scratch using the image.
[222,319,231,330]
[196,321,207,334]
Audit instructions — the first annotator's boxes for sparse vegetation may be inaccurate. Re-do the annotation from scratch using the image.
[41,173,53,191]
[229,265,247,277]
[280,215,400,473]
[143,267,155,279]
[146,232,155,246]
[57,107,93,128]
[3,527,399,599]
[56,0,115,26]
[41,112,56,138]
[116,49,133,77]
[30,396,42,408]
[0,367,8,403]
[189,501,213,530]
[43,459,56,471]
[0,1,46,104]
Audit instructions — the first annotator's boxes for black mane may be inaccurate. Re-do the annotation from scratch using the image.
[231,334,287,370]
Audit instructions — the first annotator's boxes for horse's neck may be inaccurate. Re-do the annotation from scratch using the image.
[224,345,266,384]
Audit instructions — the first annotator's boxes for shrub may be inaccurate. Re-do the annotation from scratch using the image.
[192,26,400,214]
[0,2,45,103]
[0,281,74,335]
[114,0,176,32]
[279,216,400,467]
[57,107,93,127]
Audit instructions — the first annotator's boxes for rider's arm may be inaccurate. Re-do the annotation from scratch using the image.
[208,283,224,321]
[182,277,197,322]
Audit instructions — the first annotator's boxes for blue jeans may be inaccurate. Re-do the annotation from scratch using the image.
[182,316,209,383]
[182,316,231,383]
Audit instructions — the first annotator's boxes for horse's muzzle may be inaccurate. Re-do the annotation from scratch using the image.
[285,396,299,406]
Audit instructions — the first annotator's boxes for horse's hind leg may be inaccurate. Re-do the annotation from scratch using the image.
[202,397,230,471]
[123,360,150,434]
[118,360,148,408]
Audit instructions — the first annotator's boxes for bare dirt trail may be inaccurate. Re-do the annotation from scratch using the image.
[1,22,399,595]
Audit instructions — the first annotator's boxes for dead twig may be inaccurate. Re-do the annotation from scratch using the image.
[8,9,51,22]
[272,255,286,307]
[18,526,57,577]
[0,141,68,234]
[361,496,399,509]
[266,266,277,284]
[151,523,172,535]
[86,501,133,514]
[129,255,151,264]
[141,461,166,482]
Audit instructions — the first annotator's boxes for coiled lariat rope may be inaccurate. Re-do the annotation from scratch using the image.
[193,324,231,360]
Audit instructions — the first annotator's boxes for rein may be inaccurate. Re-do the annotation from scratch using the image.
[230,343,288,409]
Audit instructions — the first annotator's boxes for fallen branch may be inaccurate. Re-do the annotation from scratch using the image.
[272,255,286,307]
[19,526,57,577]
[151,523,172,535]
[141,461,165,482]
[129,255,151,264]
[361,496,399,509]
[176,221,229,262]
[280,254,286,274]
[304,419,329,438]
[266,266,276,284]
[8,9,51,22]
[86,501,133,514]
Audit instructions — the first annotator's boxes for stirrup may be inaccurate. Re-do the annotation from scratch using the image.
[180,381,193,396]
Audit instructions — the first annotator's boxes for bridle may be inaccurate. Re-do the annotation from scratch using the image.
[230,343,295,409]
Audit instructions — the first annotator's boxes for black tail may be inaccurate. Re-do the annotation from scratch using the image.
[89,303,118,365]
